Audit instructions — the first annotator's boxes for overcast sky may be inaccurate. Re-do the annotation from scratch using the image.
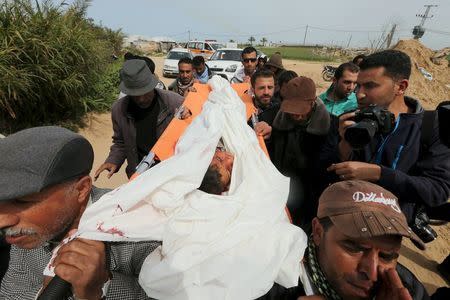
[84,0,449,49]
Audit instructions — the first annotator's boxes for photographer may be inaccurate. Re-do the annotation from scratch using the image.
[321,50,450,227]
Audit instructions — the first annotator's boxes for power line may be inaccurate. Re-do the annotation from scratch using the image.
[424,28,450,36]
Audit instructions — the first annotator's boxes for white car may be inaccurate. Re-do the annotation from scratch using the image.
[206,48,243,81]
[206,48,266,81]
[163,48,193,77]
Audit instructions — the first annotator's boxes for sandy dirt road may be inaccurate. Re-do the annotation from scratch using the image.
[79,56,449,295]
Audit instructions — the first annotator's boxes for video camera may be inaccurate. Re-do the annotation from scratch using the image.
[344,105,396,149]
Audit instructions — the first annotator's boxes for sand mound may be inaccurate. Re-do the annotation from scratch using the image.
[393,39,450,109]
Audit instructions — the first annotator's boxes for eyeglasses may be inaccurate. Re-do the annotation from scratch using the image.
[242,58,257,63]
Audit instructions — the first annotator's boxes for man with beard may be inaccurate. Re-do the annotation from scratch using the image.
[95,59,187,180]
[322,50,450,225]
[248,70,280,142]
[0,126,159,299]
[168,57,196,97]
[259,180,428,300]
[231,46,258,84]
[319,62,359,116]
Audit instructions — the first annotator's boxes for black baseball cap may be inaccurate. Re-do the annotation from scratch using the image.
[0,126,94,201]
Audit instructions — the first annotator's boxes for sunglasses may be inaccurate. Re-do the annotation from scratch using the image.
[242,58,257,63]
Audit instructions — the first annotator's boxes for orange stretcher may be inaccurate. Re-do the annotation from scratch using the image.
[155,82,266,161]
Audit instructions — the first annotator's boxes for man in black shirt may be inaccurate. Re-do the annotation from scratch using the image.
[95,60,188,179]
[248,69,280,141]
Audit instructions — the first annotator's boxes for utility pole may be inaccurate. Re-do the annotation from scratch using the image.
[413,4,438,39]
[346,35,352,48]
[303,25,308,45]
[386,24,397,48]
[188,30,191,41]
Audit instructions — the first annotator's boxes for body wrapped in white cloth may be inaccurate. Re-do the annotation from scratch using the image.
[61,76,307,299]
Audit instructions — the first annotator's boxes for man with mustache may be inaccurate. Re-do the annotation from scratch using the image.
[319,62,359,117]
[168,57,196,97]
[249,70,280,142]
[0,126,158,299]
[259,180,428,300]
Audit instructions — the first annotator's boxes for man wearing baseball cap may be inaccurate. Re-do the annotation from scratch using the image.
[0,126,158,299]
[269,76,330,230]
[95,59,188,180]
[259,180,428,300]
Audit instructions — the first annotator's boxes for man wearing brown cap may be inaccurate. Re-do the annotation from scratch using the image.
[0,126,159,299]
[268,76,330,229]
[95,59,187,179]
[259,180,428,300]
[265,53,285,82]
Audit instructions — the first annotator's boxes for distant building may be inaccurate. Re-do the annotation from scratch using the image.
[123,35,178,53]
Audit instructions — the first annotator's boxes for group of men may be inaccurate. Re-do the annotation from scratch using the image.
[1,45,449,300]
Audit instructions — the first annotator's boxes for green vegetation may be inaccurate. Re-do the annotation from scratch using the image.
[259,46,334,62]
[0,0,124,134]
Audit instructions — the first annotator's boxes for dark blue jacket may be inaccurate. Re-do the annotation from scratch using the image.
[320,97,450,222]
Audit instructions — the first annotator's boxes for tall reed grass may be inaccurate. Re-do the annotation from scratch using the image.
[0,0,123,133]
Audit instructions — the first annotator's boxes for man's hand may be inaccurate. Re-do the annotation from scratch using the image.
[338,111,356,160]
[94,162,118,181]
[52,238,110,300]
[177,106,192,120]
[338,111,356,140]
[327,161,381,182]
[184,86,197,97]
[376,268,412,300]
[254,121,272,140]
[243,75,251,83]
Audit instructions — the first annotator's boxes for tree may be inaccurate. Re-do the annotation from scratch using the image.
[260,37,267,46]
[248,36,255,45]
[229,39,235,43]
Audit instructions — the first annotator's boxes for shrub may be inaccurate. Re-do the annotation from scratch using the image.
[0,0,123,133]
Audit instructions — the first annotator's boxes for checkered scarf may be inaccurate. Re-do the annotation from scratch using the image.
[304,237,342,300]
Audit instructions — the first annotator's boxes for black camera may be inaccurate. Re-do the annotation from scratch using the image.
[344,105,396,149]
[410,206,437,247]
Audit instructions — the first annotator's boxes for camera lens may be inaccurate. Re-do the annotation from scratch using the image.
[344,120,378,149]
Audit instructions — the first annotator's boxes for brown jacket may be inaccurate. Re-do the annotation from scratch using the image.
[105,89,184,178]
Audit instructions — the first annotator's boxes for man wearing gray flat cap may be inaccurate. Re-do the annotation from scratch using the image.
[95,59,188,180]
[0,126,159,299]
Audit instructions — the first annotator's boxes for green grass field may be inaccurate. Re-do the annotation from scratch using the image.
[258,46,334,62]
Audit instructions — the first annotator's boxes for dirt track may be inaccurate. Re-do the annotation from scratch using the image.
[80,56,449,295]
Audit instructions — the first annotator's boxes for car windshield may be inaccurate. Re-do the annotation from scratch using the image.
[210,43,225,50]
[210,50,242,61]
[167,51,191,60]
